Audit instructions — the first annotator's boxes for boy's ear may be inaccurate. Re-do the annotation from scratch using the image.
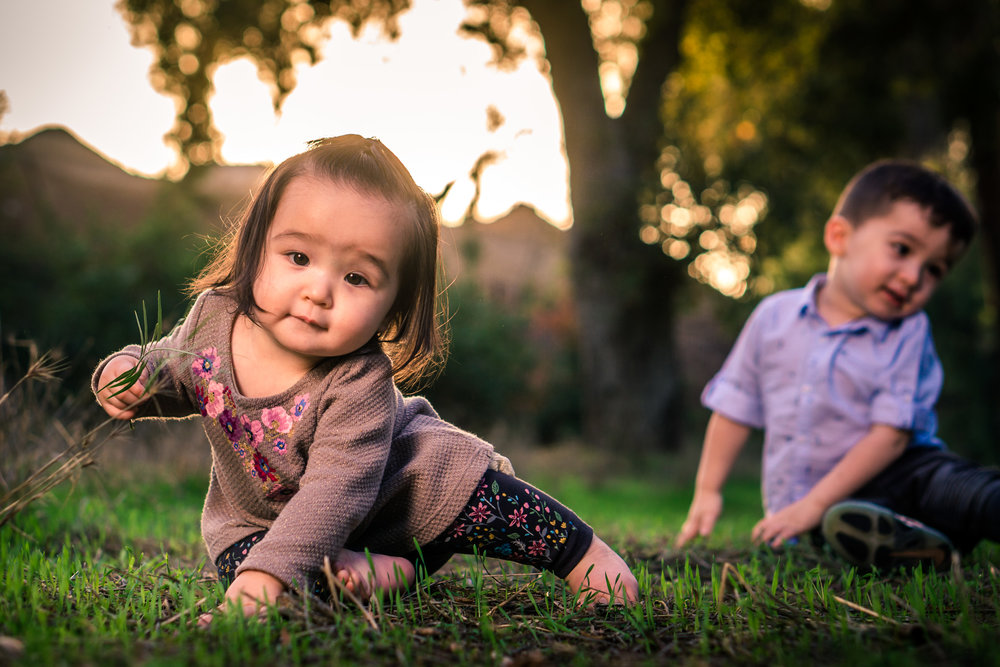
[824,215,853,257]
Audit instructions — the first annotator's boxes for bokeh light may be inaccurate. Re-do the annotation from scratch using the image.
[640,144,767,298]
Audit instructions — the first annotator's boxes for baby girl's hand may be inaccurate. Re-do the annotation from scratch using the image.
[198,570,286,627]
[96,356,149,420]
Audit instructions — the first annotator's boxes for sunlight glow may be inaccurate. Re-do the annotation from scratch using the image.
[208,3,573,227]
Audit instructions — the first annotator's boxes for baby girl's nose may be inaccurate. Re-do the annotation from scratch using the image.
[304,277,333,306]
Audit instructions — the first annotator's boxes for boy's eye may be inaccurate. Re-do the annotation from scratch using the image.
[345,272,369,287]
[288,252,309,266]
[927,263,946,280]
[891,242,910,257]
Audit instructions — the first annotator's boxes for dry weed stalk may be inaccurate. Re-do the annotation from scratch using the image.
[0,404,138,527]
[0,294,184,526]
[0,346,67,412]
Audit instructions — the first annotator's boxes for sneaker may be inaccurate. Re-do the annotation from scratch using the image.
[820,500,953,572]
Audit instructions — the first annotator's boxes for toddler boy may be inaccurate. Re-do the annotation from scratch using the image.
[676,160,999,571]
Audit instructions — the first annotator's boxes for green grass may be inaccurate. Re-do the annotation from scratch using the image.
[4,461,1000,666]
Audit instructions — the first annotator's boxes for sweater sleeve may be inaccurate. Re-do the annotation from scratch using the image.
[90,291,217,420]
[234,351,397,590]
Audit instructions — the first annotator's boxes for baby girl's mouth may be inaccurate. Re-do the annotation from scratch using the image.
[294,315,324,329]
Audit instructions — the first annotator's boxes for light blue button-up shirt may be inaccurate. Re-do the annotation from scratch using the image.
[702,274,944,514]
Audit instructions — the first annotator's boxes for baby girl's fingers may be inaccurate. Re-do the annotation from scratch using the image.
[100,384,147,420]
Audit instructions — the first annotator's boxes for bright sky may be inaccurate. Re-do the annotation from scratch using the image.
[0,0,572,227]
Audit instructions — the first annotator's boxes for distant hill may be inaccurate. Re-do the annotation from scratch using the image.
[0,127,267,232]
[1,127,165,232]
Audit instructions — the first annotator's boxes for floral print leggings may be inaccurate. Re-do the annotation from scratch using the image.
[216,470,594,594]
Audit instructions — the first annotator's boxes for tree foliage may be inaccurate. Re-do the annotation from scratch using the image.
[117,0,410,171]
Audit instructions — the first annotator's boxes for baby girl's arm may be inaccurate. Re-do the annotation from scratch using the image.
[92,292,218,421]
[95,355,149,420]
[232,351,398,596]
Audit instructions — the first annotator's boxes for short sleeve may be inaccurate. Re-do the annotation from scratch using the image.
[869,312,943,438]
[701,300,769,429]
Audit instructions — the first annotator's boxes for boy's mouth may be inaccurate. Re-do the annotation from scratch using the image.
[882,287,907,309]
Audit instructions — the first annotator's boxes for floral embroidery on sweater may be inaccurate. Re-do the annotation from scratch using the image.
[192,346,307,500]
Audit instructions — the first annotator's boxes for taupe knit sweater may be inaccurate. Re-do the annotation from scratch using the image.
[92,290,508,589]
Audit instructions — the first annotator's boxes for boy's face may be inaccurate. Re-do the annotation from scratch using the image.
[821,199,960,324]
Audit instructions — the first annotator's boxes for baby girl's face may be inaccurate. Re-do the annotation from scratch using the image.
[250,174,402,364]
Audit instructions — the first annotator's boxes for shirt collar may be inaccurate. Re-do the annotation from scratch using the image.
[796,273,897,340]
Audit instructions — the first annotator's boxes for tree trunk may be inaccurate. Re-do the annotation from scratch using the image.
[953,0,1000,441]
[522,0,690,451]
[966,95,1000,441]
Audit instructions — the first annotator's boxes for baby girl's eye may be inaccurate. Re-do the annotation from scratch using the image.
[345,272,369,287]
[891,242,910,257]
[288,252,309,266]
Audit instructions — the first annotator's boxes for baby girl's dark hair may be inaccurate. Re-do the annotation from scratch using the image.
[190,134,446,388]
[834,159,978,259]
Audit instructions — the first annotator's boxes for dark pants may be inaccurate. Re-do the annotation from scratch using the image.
[215,469,594,593]
[850,446,1000,553]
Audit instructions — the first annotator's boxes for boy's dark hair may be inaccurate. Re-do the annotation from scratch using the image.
[190,134,446,389]
[834,159,978,250]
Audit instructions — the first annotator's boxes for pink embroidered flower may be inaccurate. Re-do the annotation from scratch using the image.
[218,409,243,443]
[273,438,287,454]
[527,539,547,557]
[291,394,310,419]
[240,416,264,447]
[261,406,293,433]
[469,502,492,523]
[508,507,527,528]
[192,347,220,379]
[203,381,225,418]
[450,522,466,538]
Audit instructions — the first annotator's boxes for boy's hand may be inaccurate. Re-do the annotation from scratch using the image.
[96,356,149,420]
[675,491,723,547]
[198,570,286,627]
[751,497,825,548]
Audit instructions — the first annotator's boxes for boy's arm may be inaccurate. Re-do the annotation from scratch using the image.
[752,423,909,547]
[676,412,752,547]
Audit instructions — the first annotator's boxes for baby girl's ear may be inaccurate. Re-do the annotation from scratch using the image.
[823,215,853,257]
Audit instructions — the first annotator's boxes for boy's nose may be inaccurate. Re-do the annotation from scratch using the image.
[898,262,923,288]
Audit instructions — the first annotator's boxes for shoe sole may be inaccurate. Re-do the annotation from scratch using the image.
[821,501,953,572]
